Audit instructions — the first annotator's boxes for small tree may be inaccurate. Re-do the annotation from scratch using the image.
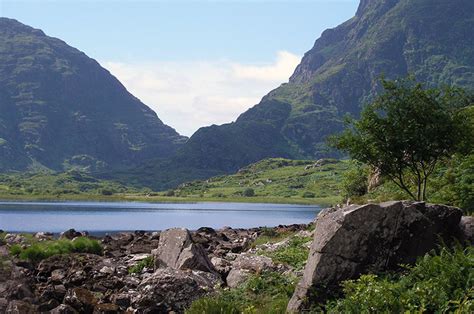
[331,78,471,201]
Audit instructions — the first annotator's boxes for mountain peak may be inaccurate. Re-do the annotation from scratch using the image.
[356,0,400,16]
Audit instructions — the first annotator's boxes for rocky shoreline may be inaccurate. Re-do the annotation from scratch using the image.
[0,224,311,313]
[1,201,472,313]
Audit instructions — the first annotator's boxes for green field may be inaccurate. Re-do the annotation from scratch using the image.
[0,158,350,205]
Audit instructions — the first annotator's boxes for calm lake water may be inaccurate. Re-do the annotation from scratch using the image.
[0,201,321,233]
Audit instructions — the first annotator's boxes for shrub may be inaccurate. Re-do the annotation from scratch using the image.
[340,163,369,200]
[9,237,103,263]
[165,190,175,197]
[260,236,312,270]
[327,246,474,313]
[128,256,154,274]
[100,188,114,196]
[187,271,296,314]
[243,188,255,197]
[302,191,315,198]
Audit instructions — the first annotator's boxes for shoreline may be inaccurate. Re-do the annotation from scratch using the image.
[0,193,337,206]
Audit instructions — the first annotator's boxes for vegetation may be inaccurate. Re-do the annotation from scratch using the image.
[172,158,349,205]
[187,271,297,314]
[332,78,472,201]
[326,246,474,313]
[128,256,154,274]
[259,236,312,270]
[9,237,103,263]
[0,170,138,198]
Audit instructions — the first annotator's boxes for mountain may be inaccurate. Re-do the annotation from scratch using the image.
[0,18,186,172]
[132,0,474,189]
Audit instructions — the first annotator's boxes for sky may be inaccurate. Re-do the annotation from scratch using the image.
[0,0,359,136]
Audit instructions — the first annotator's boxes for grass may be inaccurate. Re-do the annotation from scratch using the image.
[0,158,349,206]
[128,256,154,274]
[186,271,297,314]
[9,237,103,263]
[259,236,312,270]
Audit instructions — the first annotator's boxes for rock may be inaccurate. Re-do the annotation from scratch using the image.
[133,267,221,312]
[6,300,36,314]
[93,303,119,313]
[37,299,60,312]
[226,254,275,288]
[64,287,98,312]
[50,304,78,314]
[459,216,474,245]
[60,229,82,240]
[51,269,66,282]
[153,228,216,273]
[287,201,463,312]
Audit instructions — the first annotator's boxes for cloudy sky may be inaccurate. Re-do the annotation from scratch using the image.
[1,0,359,136]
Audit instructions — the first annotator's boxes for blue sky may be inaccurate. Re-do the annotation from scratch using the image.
[1,0,359,136]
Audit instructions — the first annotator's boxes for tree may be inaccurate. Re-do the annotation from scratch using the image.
[331,78,472,201]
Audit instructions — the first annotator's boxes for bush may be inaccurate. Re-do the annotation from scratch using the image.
[9,237,103,263]
[165,190,175,197]
[242,188,255,197]
[187,271,296,314]
[128,256,154,274]
[341,163,369,200]
[302,191,315,198]
[100,188,114,196]
[327,246,474,313]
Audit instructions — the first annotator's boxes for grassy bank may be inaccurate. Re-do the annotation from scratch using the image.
[0,158,348,206]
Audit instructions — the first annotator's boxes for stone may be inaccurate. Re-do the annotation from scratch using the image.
[60,229,82,240]
[64,287,98,312]
[226,254,275,288]
[93,303,119,313]
[153,228,216,273]
[50,304,78,314]
[287,201,463,312]
[133,268,221,312]
[6,300,36,314]
[459,216,474,245]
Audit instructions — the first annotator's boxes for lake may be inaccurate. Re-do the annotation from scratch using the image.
[0,201,321,233]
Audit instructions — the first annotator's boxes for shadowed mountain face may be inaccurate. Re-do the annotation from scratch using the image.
[135,0,473,189]
[0,18,186,172]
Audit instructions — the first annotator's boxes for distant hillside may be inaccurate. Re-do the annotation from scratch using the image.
[133,0,474,188]
[167,158,349,205]
[0,18,186,172]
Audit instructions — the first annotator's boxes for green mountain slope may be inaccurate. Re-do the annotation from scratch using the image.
[134,0,473,188]
[0,18,186,172]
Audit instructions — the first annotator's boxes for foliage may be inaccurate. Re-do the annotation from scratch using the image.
[187,271,297,314]
[128,256,154,274]
[0,170,139,198]
[260,236,312,270]
[243,188,255,197]
[327,246,474,313]
[331,78,472,201]
[340,162,370,201]
[174,158,349,205]
[9,237,103,263]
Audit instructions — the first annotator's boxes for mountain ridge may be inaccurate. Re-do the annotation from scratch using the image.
[124,0,474,190]
[0,18,187,172]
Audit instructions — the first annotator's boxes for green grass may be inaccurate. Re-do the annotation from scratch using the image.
[326,246,474,313]
[0,158,349,206]
[128,256,154,274]
[9,237,103,263]
[186,271,297,314]
[259,236,312,270]
[173,158,349,205]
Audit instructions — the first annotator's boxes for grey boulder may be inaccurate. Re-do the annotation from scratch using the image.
[287,201,463,312]
[153,228,216,273]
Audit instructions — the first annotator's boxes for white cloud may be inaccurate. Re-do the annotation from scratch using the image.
[101,51,300,136]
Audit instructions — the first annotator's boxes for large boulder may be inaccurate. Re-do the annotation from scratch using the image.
[226,254,276,288]
[132,268,221,313]
[287,201,463,312]
[153,228,216,273]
